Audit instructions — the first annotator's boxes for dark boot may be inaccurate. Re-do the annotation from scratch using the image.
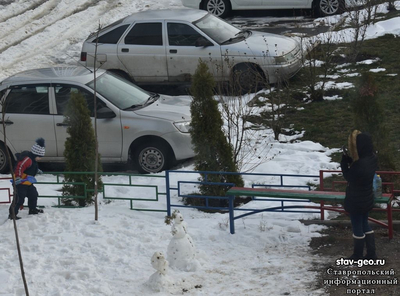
[8,214,21,220]
[29,208,44,215]
[9,207,21,220]
[364,232,377,260]
[348,236,365,260]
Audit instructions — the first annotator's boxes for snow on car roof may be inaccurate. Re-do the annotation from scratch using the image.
[121,8,208,23]
[1,67,105,85]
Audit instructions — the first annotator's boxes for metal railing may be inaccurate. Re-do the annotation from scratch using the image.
[0,172,167,212]
[165,170,320,216]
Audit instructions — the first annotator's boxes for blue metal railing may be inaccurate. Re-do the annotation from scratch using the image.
[165,170,321,233]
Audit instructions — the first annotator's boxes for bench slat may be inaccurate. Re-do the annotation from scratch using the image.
[227,187,391,204]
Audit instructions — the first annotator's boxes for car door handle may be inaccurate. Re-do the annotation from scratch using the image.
[121,48,129,52]
[0,120,13,125]
[169,49,177,54]
[56,123,69,127]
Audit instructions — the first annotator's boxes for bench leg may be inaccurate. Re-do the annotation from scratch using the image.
[388,201,393,240]
[320,201,325,220]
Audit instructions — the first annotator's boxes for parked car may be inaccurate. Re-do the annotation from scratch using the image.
[0,67,194,173]
[80,9,302,91]
[181,0,345,18]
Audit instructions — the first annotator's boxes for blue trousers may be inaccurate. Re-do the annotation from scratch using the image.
[350,212,373,238]
[9,184,38,216]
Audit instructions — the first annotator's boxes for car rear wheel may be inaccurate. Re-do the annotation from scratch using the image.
[0,143,10,173]
[317,0,344,16]
[133,142,170,174]
[204,0,232,18]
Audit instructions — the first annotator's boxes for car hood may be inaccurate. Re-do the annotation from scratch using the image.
[134,95,192,121]
[222,31,299,57]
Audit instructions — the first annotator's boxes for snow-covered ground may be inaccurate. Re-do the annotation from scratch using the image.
[1,0,399,295]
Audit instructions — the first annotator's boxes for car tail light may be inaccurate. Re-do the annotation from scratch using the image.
[80,52,87,62]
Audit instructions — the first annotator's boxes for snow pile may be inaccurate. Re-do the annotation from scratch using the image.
[0,0,399,295]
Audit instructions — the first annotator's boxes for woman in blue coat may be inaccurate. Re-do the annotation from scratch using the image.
[340,130,377,260]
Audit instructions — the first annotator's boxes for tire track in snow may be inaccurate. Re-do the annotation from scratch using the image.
[0,0,118,79]
[0,0,58,42]
[0,0,104,55]
[0,0,48,23]
[0,0,185,81]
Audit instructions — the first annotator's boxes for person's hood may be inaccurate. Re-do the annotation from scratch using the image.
[356,132,374,158]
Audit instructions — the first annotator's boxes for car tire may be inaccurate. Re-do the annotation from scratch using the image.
[0,143,10,173]
[317,0,344,16]
[203,0,232,18]
[232,64,264,94]
[133,142,171,174]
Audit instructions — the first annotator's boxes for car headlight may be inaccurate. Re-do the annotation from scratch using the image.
[173,121,191,133]
[274,46,301,65]
[274,56,287,64]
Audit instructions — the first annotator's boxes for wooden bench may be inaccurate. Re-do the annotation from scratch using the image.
[226,187,394,239]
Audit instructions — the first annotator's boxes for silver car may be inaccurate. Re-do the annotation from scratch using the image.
[0,67,194,173]
[80,9,302,90]
[181,0,344,18]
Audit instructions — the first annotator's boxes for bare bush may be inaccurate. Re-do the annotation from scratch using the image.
[345,0,380,61]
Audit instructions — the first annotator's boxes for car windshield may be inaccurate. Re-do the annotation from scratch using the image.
[194,14,242,44]
[86,72,152,110]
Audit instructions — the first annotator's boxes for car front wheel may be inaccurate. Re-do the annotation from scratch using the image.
[204,0,232,18]
[317,0,343,16]
[133,142,170,174]
[233,64,265,94]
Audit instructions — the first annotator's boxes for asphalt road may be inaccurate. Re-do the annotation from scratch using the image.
[228,9,332,38]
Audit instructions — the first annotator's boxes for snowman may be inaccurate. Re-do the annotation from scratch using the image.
[151,251,168,275]
[166,212,199,271]
[146,251,174,292]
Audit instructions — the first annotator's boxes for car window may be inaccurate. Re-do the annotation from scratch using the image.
[95,24,129,44]
[0,89,6,100]
[55,84,106,117]
[194,14,240,44]
[4,85,49,114]
[124,23,162,45]
[167,23,202,46]
[87,18,125,40]
[86,72,150,110]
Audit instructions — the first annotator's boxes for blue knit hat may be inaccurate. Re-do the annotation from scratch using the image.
[31,138,45,157]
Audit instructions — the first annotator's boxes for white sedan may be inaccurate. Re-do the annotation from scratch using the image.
[81,9,302,91]
[181,0,345,18]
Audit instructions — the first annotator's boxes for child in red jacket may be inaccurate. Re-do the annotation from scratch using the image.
[8,138,45,220]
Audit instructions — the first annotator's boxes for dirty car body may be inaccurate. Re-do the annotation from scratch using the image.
[0,67,194,173]
[80,9,303,90]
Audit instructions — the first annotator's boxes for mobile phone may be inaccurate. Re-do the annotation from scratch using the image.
[342,145,349,156]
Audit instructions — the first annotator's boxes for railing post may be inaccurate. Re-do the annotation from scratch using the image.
[166,170,171,216]
[229,195,235,234]
[319,170,324,191]
[320,201,325,220]
[388,195,393,240]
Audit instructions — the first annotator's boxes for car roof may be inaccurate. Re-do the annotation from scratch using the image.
[0,66,105,86]
[121,9,208,23]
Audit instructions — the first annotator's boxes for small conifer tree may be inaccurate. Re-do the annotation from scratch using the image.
[62,92,103,206]
[352,72,396,170]
[190,60,244,204]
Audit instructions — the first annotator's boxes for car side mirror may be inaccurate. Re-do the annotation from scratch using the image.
[97,106,116,119]
[195,37,213,47]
